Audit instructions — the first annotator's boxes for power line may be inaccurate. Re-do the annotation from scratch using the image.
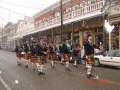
[0,6,31,17]
[0,0,40,9]
[0,17,8,22]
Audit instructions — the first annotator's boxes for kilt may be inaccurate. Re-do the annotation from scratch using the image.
[30,56,38,63]
[37,56,47,64]
[85,55,95,65]
[73,56,78,61]
[24,52,31,60]
[41,56,47,64]
[49,54,55,61]
[64,54,70,62]
[16,52,21,58]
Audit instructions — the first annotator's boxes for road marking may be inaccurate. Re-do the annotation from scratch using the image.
[0,76,12,90]
[1,52,120,87]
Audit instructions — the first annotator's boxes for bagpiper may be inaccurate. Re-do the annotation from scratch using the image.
[84,34,99,78]
[23,40,31,68]
[49,42,56,68]
[36,38,48,75]
[30,41,38,70]
[63,39,72,71]
[15,42,23,65]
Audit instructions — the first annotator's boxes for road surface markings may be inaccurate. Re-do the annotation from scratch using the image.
[1,52,120,87]
[0,76,12,90]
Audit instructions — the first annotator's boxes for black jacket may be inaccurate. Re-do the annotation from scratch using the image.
[36,43,47,56]
[24,43,30,52]
[15,45,22,53]
[59,45,64,53]
[49,45,56,54]
[30,45,38,56]
[84,40,98,55]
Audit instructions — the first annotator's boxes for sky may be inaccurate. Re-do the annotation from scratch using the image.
[0,0,59,27]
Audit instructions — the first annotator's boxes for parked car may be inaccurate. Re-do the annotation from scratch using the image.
[94,50,120,67]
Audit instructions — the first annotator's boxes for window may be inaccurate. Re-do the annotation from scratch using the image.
[66,8,71,19]
[80,1,87,14]
[73,5,79,16]
[114,51,120,57]
[111,0,117,6]
[107,50,117,57]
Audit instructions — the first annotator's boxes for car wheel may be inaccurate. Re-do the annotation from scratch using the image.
[93,58,100,67]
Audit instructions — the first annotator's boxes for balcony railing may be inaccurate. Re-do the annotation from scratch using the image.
[35,0,105,30]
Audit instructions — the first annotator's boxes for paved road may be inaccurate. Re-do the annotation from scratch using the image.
[0,50,120,90]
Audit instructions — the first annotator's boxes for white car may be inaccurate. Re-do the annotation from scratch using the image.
[94,50,120,67]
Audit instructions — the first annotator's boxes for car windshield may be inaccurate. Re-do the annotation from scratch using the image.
[107,50,117,57]
[114,50,120,57]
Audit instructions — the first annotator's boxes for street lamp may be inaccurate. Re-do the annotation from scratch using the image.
[104,20,115,50]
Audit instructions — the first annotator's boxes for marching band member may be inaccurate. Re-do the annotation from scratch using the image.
[15,42,23,65]
[63,39,72,71]
[49,42,56,68]
[36,38,48,75]
[84,34,98,78]
[23,40,31,68]
[59,42,64,65]
[30,41,37,70]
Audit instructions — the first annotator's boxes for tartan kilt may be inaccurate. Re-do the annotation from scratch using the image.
[85,55,95,65]
[41,56,47,64]
[24,52,31,60]
[64,54,70,62]
[30,56,38,63]
[49,54,55,61]
[16,52,21,58]
[73,56,78,61]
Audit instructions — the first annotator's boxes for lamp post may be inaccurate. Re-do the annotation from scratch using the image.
[60,0,63,42]
[104,20,115,50]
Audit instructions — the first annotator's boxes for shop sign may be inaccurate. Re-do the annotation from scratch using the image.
[108,5,120,16]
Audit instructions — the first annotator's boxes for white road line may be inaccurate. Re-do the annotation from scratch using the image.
[0,76,12,90]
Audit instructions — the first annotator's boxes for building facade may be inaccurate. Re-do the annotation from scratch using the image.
[13,20,23,44]
[19,0,120,49]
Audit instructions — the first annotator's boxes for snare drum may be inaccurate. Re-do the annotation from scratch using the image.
[21,52,25,58]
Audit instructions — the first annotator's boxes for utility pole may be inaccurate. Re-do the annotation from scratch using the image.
[60,0,63,42]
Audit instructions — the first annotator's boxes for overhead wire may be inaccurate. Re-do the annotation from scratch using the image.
[0,0,40,9]
[0,17,8,22]
[0,6,31,17]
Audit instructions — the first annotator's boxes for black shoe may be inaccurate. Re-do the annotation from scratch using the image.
[68,68,71,71]
[38,71,41,75]
[33,67,35,70]
[41,72,45,74]
[25,65,28,68]
[90,74,94,77]
[66,68,71,71]
[74,65,77,67]
[18,63,21,66]
[61,63,64,65]
[85,67,88,69]
[87,74,90,78]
